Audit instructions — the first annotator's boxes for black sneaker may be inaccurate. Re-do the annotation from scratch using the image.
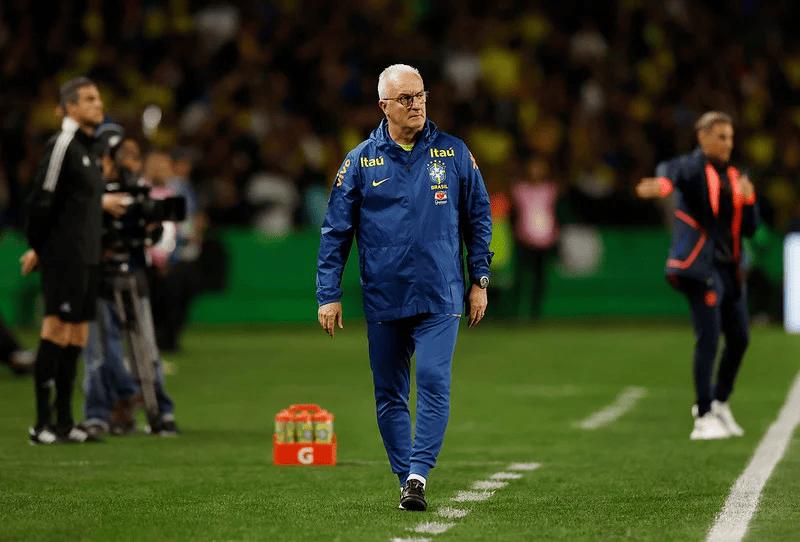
[145,414,179,437]
[28,426,58,445]
[78,421,108,440]
[399,479,427,511]
[160,418,179,436]
[56,425,102,443]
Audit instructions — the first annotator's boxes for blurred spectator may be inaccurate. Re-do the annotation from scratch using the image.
[511,158,560,319]
[143,150,224,352]
[0,1,798,237]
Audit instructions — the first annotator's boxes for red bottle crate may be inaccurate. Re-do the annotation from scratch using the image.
[272,434,337,466]
[273,403,337,466]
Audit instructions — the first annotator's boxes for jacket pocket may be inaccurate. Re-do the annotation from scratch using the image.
[360,245,413,286]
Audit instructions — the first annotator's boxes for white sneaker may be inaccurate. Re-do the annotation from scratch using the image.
[712,400,744,437]
[28,426,58,445]
[690,408,732,440]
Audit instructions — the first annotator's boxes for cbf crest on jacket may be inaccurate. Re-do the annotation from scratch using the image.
[655,148,758,285]
[316,119,493,322]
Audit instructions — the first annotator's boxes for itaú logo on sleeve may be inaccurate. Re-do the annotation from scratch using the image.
[297,447,314,464]
[434,190,448,205]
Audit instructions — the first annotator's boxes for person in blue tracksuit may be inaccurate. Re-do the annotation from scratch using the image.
[316,64,493,511]
[636,111,758,441]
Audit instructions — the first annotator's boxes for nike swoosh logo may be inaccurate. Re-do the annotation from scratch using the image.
[372,177,390,187]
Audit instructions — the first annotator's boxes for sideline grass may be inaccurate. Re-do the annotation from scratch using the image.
[0,323,797,541]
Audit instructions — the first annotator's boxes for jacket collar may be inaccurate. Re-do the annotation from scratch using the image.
[62,116,80,134]
[370,118,439,153]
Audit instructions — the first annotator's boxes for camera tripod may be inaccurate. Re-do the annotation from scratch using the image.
[108,270,161,429]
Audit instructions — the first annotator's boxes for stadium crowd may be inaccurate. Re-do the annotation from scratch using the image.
[1,1,799,234]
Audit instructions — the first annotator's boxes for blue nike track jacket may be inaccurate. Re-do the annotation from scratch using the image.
[316,119,493,322]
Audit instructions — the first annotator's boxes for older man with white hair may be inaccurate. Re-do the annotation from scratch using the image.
[316,64,493,511]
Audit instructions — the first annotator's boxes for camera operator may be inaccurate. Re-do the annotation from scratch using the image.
[79,124,183,438]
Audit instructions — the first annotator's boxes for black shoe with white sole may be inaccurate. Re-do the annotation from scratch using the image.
[78,421,108,440]
[56,425,103,443]
[145,414,180,437]
[28,426,58,445]
[399,479,427,511]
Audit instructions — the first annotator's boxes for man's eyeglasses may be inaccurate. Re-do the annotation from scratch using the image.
[382,91,429,109]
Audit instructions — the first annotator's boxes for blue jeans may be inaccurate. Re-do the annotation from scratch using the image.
[367,313,460,483]
[83,296,174,422]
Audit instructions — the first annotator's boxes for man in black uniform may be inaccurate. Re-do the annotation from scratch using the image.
[22,77,106,444]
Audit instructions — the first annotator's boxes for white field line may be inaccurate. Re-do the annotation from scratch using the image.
[472,480,508,490]
[410,522,455,535]
[706,371,800,542]
[507,462,541,471]
[392,461,541,542]
[345,460,504,467]
[576,386,647,430]
[452,490,494,502]
[437,507,469,519]
[490,472,523,480]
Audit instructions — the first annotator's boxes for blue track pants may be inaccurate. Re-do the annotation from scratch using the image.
[367,313,460,483]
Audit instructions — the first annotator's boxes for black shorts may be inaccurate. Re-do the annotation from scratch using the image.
[41,263,99,323]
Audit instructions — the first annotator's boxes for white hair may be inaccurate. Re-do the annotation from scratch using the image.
[378,64,422,99]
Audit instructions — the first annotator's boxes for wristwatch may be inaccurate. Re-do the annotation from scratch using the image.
[477,276,489,289]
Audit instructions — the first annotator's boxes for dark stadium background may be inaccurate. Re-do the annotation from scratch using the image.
[1,0,798,326]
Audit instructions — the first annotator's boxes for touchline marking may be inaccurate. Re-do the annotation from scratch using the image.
[437,507,469,519]
[343,459,504,467]
[452,490,494,502]
[472,480,508,490]
[576,386,647,430]
[507,462,541,471]
[706,371,800,542]
[411,522,455,535]
[389,461,541,542]
[490,472,523,480]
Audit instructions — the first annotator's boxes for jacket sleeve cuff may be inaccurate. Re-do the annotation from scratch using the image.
[469,270,490,284]
[317,294,341,306]
[657,177,674,197]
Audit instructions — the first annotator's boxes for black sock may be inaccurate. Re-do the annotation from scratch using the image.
[33,339,61,429]
[55,345,82,430]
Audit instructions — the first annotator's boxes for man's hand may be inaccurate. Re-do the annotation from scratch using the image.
[467,284,488,328]
[635,178,666,199]
[102,193,132,218]
[740,174,755,200]
[318,302,343,338]
[19,249,38,276]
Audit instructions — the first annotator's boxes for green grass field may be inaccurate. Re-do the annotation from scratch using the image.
[1,322,798,541]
